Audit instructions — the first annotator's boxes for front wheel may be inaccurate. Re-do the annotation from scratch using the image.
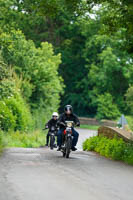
[50,135,54,150]
[66,137,72,158]
[63,152,66,157]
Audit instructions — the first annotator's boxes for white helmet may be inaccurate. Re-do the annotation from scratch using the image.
[52,112,59,118]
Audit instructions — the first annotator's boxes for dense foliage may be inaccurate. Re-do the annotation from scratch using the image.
[0,30,63,131]
[0,0,133,133]
[96,93,120,120]
[83,135,133,165]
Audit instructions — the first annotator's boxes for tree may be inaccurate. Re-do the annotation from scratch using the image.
[86,0,133,52]
[0,30,63,127]
[96,93,120,120]
[82,23,133,113]
[0,54,33,131]
[1,0,133,119]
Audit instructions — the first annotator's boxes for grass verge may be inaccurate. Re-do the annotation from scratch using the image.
[80,124,99,130]
[126,116,133,132]
[0,131,5,153]
[3,130,46,148]
[83,135,133,165]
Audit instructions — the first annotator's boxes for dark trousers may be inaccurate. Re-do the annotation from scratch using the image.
[57,128,79,147]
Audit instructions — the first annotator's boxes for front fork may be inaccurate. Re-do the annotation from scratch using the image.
[62,133,73,149]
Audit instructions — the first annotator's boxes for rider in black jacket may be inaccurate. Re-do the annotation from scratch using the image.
[57,105,80,151]
[45,112,58,146]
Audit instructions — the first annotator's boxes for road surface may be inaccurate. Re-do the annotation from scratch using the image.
[0,129,133,200]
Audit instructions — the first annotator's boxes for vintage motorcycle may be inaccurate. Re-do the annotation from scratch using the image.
[49,126,57,150]
[61,121,74,158]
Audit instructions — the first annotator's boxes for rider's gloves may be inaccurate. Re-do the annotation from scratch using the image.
[60,122,66,127]
[76,122,80,127]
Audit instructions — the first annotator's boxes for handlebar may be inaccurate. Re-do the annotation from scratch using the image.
[42,128,47,131]
[59,121,80,127]
[60,122,66,127]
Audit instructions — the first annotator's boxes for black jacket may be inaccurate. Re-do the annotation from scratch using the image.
[45,119,58,130]
[57,113,80,129]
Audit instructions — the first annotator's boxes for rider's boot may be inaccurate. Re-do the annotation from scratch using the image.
[57,146,61,151]
[71,146,77,151]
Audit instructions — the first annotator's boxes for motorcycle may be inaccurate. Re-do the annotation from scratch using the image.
[49,126,57,150]
[61,121,74,158]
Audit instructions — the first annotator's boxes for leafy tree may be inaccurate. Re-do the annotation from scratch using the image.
[96,93,120,120]
[0,30,63,129]
[82,23,133,113]
[58,22,90,115]
[0,30,63,113]
[0,55,33,131]
[0,54,16,100]
[86,0,133,52]
[0,0,84,46]
[1,0,133,119]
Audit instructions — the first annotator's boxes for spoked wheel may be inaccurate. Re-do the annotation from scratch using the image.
[66,152,69,158]
[50,135,54,150]
[63,152,66,157]
[65,137,72,158]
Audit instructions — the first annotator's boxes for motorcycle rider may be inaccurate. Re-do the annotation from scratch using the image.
[45,112,59,146]
[57,105,80,151]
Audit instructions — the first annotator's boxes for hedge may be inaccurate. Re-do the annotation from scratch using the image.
[83,135,133,165]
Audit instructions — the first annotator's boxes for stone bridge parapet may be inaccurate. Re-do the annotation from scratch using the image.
[98,126,133,142]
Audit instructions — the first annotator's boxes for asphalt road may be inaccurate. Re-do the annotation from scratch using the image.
[0,129,133,200]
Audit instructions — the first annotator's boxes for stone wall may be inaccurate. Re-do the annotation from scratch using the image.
[98,126,133,142]
[79,117,117,127]
[79,117,100,125]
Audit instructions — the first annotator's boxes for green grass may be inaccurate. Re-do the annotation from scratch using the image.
[83,135,133,165]
[3,130,46,148]
[80,124,99,130]
[125,116,133,131]
[0,131,5,153]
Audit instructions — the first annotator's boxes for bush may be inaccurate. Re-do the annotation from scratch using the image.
[0,79,16,100]
[123,143,133,165]
[0,63,34,132]
[125,116,133,132]
[0,101,16,131]
[125,85,133,115]
[83,135,133,165]
[5,96,33,131]
[0,96,33,132]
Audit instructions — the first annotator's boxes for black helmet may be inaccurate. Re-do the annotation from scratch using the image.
[64,105,73,113]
